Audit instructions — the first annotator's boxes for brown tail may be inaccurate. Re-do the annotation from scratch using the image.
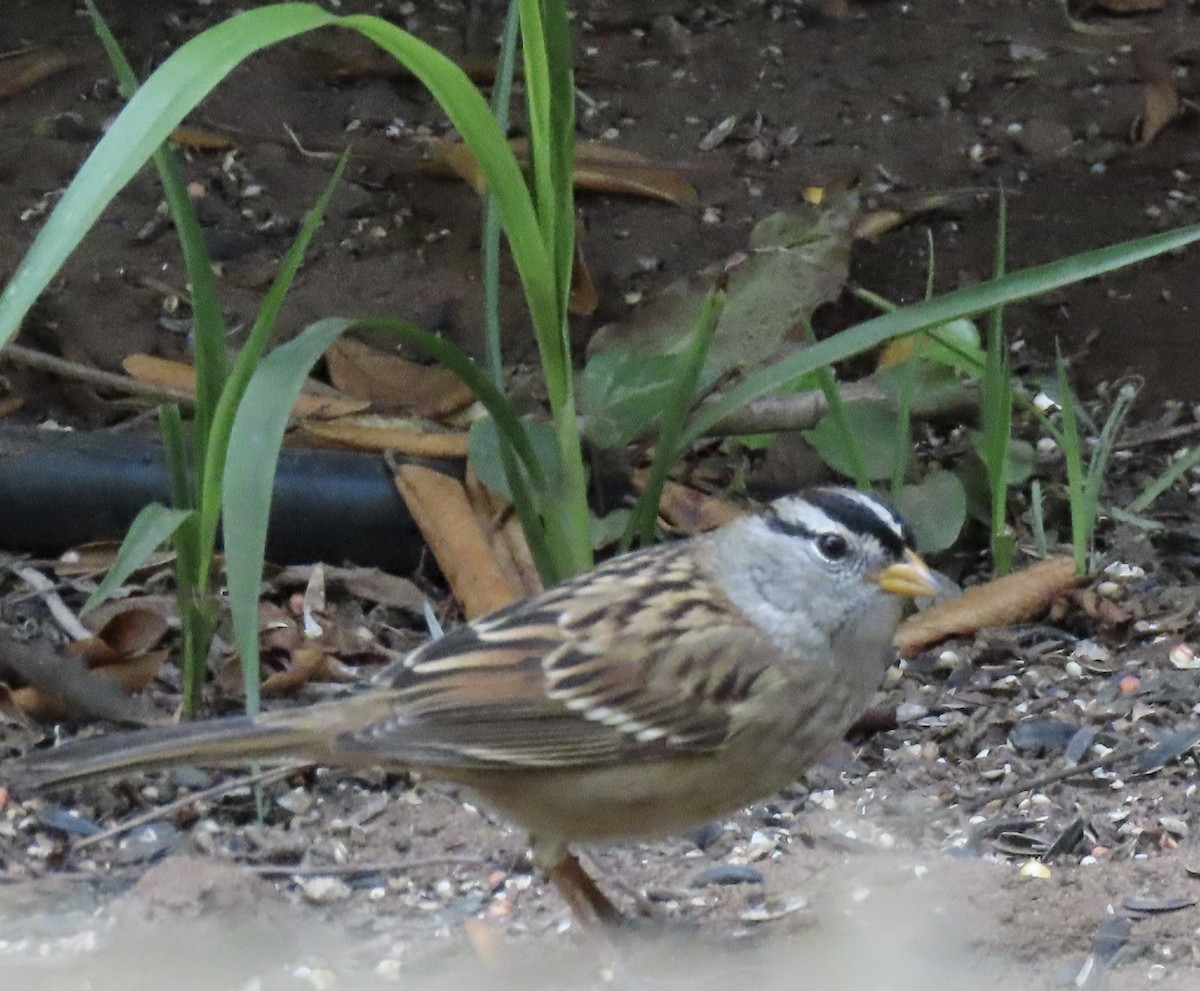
[4,715,321,792]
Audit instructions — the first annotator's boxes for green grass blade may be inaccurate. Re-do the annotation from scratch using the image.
[1055,349,1088,574]
[82,503,193,614]
[343,13,559,377]
[1129,445,1200,513]
[158,403,193,511]
[85,0,228,462]
[685,222,1200,445]
[482,1,522,387]
[803,320,868,490]
[196,148,351,588]
[542,0,577,323]
[626,282,726,548]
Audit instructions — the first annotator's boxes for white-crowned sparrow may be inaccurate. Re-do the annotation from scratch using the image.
[8,486,937,926]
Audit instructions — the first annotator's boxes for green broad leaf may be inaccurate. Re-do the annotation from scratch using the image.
[897,470,967,554]
[875,361,966,413]
[82,503,194,614]
[804,402,901,482]
[580,348,718,449]
[921,318,984,372]
[968,432,1037,487]
[468,415,563,502]
[589,199,858,376]
[589,508,633,550]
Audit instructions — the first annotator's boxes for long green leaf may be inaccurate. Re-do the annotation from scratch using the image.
[196,148,351,589]
[626,283,726,548]
[85,0,228,462]
[82,503,194,614]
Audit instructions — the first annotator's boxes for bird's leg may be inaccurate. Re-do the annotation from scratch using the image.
[534,840,627,929]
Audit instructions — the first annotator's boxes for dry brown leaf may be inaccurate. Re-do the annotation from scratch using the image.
[0,48,72,100]
[169,125,235,151]
[465,469,543,599]
[1136,78,1180,144]
[300,417,469,458]
[428,138,697,205]
[276,564,427,614]
[55,541,175,579]
[75,607,170,661]
[123,354,369,420]
[894,556,1081,658]
[570,234,600,316]
[82,595,180,633]
[393,464,522,618]
[1132,42,1180,145]
[324,337,475,418]
[261,645,353,696]
[631,473,745,534]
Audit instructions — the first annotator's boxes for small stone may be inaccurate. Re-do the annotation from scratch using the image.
[1019,860,1051,879]
[698,114,739,152]
[693,864,764,887]
[300,876,353,904]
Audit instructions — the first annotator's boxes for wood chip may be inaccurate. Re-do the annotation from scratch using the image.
[894,556,1081,657]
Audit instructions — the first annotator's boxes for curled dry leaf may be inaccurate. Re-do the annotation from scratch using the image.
[392,464,522,618]
[0,48,72,100]
[324,337,476,419]
[275,564,427,614]
[169,126,235,151]
[299,416,469,459]
[631,473,746,534]
[54,541,175,579]
[69,607,170,663]
[427,138,697,205]
[570,233,600,317]
[1131,42,1180,145]
[465,468,543,599]
[894,556,1081,658]
[123,354,369,420]
[261,645,356,697]
[0,624,167,725]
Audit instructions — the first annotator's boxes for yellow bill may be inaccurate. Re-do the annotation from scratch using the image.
[875,548,940,599]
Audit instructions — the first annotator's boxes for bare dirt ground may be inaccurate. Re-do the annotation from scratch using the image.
[2,1,1200,988]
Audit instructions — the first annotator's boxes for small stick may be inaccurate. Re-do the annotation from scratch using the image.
[964,745,1143,811]
[12,564,91,641]
[71,765,302,850]
[2,343,196,407]
[247,855,484,877]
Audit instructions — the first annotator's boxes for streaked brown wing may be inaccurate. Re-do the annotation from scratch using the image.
[337,542,783,771]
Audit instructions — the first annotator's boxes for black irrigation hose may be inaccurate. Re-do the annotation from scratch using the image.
[0,426,445,572]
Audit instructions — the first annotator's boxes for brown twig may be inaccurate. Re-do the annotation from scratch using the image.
[1,343,196,407]
[247,855,485,877]
[963,745,1144,811]
[71,765,302,850]
[701,379,976,436]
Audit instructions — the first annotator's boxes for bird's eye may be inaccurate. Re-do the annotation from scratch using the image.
[815,532,849,562]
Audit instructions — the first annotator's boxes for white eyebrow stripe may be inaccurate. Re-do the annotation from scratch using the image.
[836,488,905,538]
